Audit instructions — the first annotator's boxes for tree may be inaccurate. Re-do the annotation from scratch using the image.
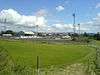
[0,30,16,36]
[94,32,100,40]
[83,32,88,37]
[16,31,25,36]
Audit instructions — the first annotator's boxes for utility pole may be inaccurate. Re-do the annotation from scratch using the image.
[73,13,76,34]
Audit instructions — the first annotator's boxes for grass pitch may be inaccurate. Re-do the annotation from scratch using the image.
[0,39,94,67]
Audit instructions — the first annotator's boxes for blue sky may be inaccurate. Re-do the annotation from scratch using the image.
[0,0,99,21]
[0,0,100,32]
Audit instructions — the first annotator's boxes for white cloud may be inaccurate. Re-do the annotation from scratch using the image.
[0,9,100,33]
[56,6,65,11]
[49,23,80,32]
[93,13,100,24]
[96,3,100,8]
[0,9,21,24]
[97,13,100,17]
[80,13,100,33]
[0,9,47,28]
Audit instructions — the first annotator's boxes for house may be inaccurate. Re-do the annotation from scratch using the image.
[20,31,35,39]
[2,34,12,37]
[61,35,72,40]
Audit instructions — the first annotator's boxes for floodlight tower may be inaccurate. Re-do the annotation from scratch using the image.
[78,23,80,35]
[35,16,39,37]
[73,13,76,34]
[36,25,39,36]
[0,18,7,31]
[4,18,7,31]
[1,18,7,31]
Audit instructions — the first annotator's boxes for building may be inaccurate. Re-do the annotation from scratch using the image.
[2,34,12,37]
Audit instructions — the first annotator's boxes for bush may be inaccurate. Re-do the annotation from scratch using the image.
[0,47,13,72]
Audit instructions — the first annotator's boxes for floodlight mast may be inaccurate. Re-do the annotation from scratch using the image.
[78,23,80,35]
[1,18,7,31]
[36,25,38,37]
[73,13,76,34]
[35,16,39,37]
[4,18,7,31]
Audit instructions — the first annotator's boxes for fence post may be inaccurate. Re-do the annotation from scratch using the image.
[37,56,39,75]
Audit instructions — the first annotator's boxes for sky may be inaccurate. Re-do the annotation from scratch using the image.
[0,0,100,33]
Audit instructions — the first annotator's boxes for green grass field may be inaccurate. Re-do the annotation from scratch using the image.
[0,39,94,68]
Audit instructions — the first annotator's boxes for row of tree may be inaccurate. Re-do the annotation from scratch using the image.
[0,30,25,36]
[82,32,100,40]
